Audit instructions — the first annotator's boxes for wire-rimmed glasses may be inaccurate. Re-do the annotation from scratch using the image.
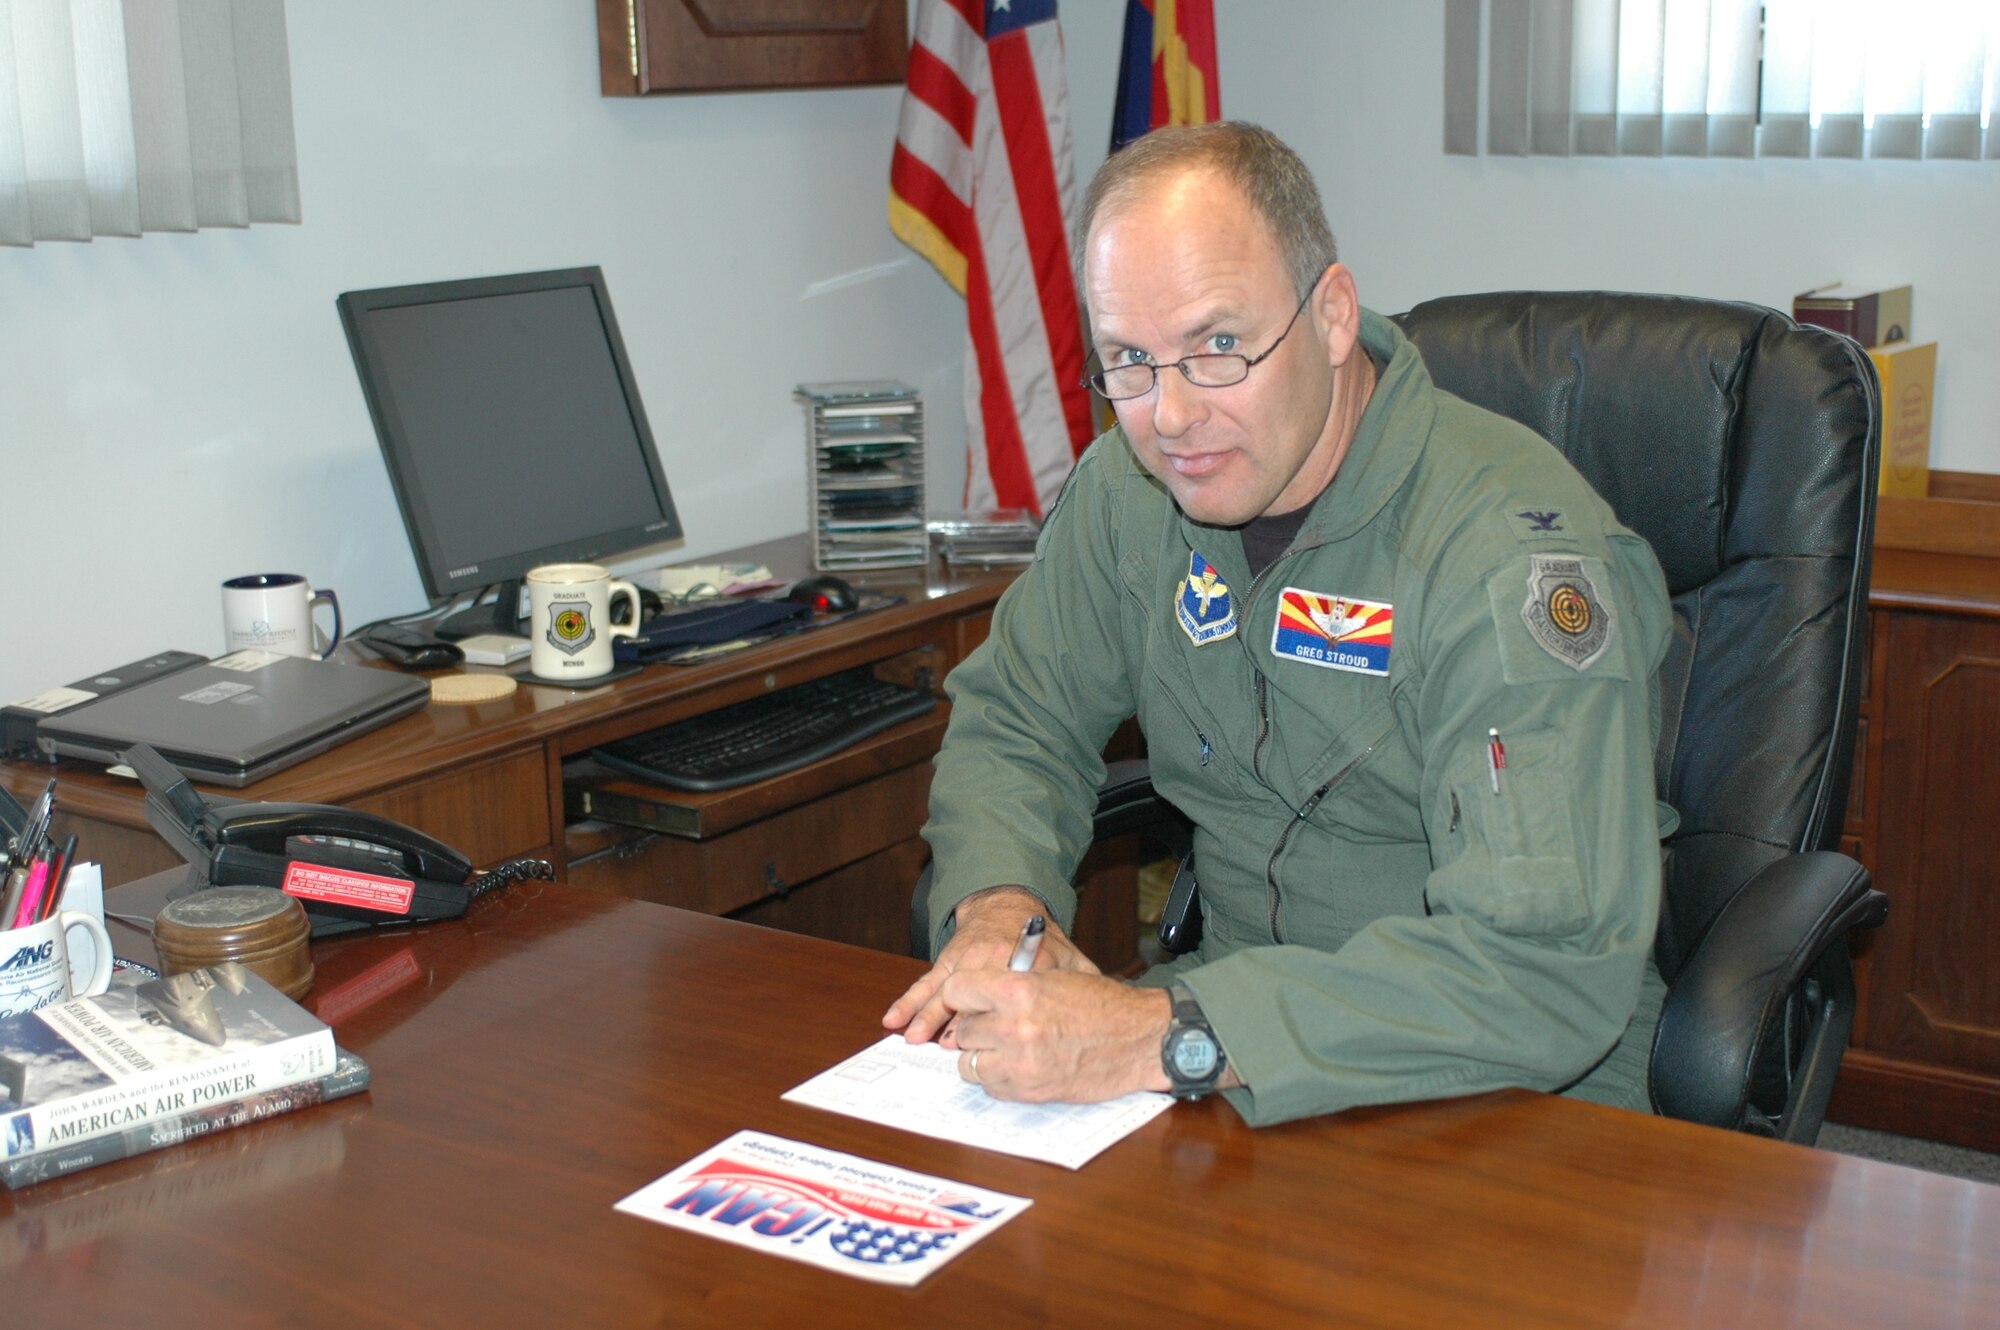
[1082,286,1315,401]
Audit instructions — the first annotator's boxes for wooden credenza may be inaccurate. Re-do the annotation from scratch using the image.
[0,536,1147,968]
[1832,509,2000,1151]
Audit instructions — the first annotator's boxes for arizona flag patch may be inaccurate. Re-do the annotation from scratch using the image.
[1271,588,1394,675]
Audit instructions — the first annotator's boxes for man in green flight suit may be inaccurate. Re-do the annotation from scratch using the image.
[883,122,1677,1125]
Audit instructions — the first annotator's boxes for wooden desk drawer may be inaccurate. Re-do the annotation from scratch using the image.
[353,748,551,867]
[566,760,932,914]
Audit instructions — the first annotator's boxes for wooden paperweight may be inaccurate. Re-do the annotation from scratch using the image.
[153,887,315,999]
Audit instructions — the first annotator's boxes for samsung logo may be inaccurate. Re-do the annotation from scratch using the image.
[448,564,481,579]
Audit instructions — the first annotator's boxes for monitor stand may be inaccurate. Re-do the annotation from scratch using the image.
[433,580,527,640]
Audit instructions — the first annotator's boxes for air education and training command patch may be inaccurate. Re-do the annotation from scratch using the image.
[1176,551,1238,645]
[1521,554,1613,670]
[1271,588,1393,676]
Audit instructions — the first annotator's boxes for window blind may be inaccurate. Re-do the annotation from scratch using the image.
[0,0,299,247]
[1446,0,2000,160]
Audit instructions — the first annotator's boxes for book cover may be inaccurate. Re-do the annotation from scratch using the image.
[0,1046,370,1189]
[1869,341,1937,497]
[0,961,335,1162]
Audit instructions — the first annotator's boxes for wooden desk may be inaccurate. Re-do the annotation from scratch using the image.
[0,536,1150,963]
[4,875,1995,1328]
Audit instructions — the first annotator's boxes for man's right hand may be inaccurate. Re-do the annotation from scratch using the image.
[881,885,1099,1045]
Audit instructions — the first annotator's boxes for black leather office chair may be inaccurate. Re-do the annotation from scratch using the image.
[914,292,1887,1143]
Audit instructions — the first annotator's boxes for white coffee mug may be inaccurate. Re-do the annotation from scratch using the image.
[222,574,342,660]
[0,911,115,1019]
[526,563,641,680]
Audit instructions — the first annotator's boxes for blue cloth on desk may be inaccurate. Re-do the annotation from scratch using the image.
[614,601,811,662]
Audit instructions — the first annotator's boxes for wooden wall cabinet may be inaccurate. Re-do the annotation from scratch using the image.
[1832,529,2000,1151]
[598,0,907,95]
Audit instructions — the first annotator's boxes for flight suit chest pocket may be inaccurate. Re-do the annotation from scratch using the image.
[1429,727,1589,937]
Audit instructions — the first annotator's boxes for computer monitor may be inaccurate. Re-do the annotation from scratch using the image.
[337,266,683,638]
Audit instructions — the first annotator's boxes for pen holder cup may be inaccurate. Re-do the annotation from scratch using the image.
[153,888,315,1000]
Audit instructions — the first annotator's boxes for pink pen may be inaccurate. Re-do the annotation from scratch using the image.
[9,854,49,929]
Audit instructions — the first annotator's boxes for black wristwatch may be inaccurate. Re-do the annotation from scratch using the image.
[1160,983,1226,1100]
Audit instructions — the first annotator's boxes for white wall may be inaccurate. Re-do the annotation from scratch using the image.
[4,1,1995,707]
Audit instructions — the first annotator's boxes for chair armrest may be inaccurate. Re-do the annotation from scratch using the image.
[1650,850,1887,1135]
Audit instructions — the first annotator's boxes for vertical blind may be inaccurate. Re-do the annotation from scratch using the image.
[1446,0,2000,160]
[0,0,299,246]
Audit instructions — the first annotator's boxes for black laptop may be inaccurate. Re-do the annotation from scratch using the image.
[37,652,431,787]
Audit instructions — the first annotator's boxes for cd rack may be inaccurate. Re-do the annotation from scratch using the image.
[795,380,929,571]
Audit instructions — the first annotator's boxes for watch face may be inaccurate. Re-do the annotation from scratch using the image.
[1169,1027,1219,1080]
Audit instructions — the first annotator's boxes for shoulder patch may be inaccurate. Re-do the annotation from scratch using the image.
[1520,554,1614,671]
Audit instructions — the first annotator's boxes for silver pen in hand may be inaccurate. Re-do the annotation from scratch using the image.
[1008,914,1046,971]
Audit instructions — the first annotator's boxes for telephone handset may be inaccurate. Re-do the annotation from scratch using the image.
[128,743,550,938]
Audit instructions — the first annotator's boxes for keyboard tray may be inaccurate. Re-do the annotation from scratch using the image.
[566,704,949,841]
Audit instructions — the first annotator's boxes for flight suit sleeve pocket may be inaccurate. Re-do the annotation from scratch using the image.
[1428,728,1590,938]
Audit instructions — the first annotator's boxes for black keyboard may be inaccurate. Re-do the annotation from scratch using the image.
[590,668,938,792]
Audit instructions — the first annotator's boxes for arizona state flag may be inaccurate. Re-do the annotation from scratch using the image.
[1111,0,1221,151]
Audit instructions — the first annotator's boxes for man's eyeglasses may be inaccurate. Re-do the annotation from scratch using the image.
[1082,286,1315,402]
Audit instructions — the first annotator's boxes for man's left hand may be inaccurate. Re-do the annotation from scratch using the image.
[944,971,1174,1103]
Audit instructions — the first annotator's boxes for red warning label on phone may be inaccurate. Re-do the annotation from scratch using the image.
[283,861,416,914]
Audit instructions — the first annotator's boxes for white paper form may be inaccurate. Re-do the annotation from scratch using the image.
[783,1035,1173,1170]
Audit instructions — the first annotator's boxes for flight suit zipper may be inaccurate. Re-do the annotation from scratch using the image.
[1265,718,1395,943]
[1253,673,1271,781]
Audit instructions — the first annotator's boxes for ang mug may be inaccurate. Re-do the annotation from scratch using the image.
[0,911,115,1019]
[526,563,640,681]
[221,574,342,660]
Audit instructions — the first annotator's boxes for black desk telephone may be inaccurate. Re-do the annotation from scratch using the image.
[128,743,551,938]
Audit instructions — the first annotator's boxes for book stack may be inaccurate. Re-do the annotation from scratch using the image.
[797,381,930,571]
[0,961,369,1188]
[1792,283,1933,497]
[928,509,1041,567]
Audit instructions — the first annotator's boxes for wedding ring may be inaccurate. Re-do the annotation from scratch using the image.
[968,1049,982,1084]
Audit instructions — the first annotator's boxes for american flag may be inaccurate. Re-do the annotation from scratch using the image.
[1111,0,1221,152]
[889,0,1093,517]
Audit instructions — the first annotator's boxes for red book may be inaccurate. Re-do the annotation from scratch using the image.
[1792,283,1913,348]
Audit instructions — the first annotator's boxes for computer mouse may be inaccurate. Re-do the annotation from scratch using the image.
[785,575,859,614]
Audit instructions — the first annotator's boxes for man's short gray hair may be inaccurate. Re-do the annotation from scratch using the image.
[1078,121,1338,300]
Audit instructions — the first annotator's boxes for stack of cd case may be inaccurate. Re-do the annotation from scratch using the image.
[796,381,929,571]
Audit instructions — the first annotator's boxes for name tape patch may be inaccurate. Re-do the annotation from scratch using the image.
[1271,588,1393,675]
